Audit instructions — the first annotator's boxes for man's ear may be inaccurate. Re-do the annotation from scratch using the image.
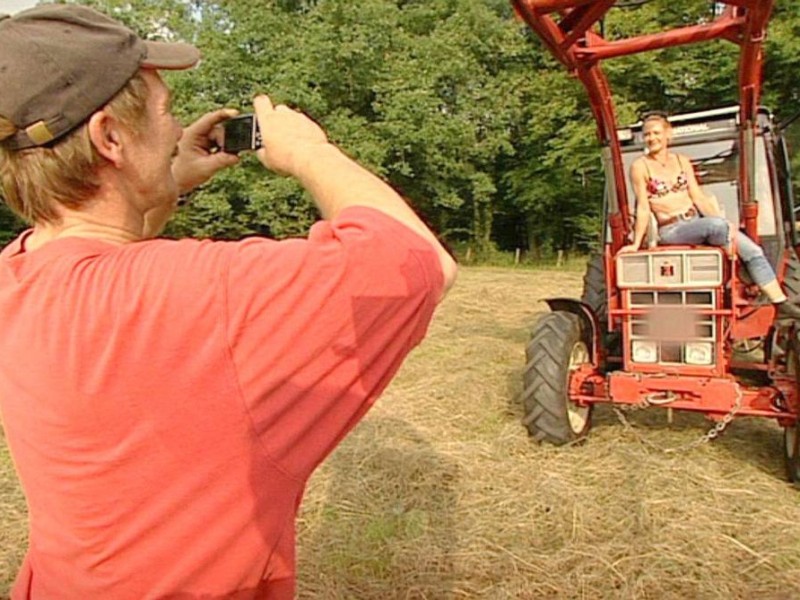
[87,110,124,167]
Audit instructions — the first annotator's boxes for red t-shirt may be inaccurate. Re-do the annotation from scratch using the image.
[0,207,443,599]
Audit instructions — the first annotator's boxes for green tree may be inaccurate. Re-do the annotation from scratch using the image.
[4,0,797,257]
[0,205,24,246]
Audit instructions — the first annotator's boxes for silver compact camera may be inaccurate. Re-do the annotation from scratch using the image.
[222,114,262,154]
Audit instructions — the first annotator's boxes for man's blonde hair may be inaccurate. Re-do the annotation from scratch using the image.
[0,72,150,224]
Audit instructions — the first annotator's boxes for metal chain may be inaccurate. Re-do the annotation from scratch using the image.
[612,386,744,454]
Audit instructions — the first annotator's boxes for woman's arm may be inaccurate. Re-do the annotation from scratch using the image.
[681,154,722,217]
[619,159,653,253]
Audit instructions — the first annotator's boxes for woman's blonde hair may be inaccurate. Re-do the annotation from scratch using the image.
[642,111,671,129]
[0,72,150,224]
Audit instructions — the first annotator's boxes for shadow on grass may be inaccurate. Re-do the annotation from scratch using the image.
[505,353,784,481]
[297,417,461,600]
[713,417,786,480]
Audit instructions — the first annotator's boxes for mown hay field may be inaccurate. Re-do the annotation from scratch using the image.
[3,266,800,599]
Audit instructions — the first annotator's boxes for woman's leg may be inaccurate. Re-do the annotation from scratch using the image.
[658,216,729,246]
[735,231,778,288]
[733,232,795,310]
[658,218,800,316]
[732,233,800,320]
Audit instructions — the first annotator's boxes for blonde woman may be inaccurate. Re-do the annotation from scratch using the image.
[620,111,797,316]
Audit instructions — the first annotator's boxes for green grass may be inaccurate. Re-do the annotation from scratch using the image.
[451,245,592,271]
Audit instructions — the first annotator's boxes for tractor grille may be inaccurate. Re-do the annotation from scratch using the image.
[627,289,717,366]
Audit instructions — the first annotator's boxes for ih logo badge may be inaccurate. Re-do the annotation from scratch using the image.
[655,257,681,283]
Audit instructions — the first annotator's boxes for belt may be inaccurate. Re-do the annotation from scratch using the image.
[658,207,697,228]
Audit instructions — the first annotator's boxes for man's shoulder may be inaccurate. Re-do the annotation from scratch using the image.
[103,237,238,286]
[123,236,230,259]
[326,206,439,253]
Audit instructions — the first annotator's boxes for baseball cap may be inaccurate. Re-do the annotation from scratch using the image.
[0,4,200,150]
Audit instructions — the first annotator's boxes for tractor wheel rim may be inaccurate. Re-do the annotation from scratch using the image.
[567,341,590,434]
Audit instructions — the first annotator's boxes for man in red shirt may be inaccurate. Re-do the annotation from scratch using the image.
[0,5,457,599]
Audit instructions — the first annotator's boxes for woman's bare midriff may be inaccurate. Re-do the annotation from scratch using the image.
[649,190,694,225]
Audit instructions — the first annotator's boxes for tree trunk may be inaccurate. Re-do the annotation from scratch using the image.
[473,199,493,255]
[526,214,542,260]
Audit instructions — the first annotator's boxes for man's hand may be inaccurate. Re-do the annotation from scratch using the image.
[172,108,241,195]
[252,95,330,178]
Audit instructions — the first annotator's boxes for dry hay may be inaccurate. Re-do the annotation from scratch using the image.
[0,431,27,598]
[295,267,800,599]
[3,266,800,599]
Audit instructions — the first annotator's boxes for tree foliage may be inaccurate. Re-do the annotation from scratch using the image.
[1,0,798,257]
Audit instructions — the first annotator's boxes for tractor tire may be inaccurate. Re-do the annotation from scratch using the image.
[522,311,592,445]
[784,423,800,487]
[580,252,620,364]
[783,339,800,487]
[581,253,607,323]
[782,251,800,313]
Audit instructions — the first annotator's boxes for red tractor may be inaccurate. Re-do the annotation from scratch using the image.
[514,0,800,483]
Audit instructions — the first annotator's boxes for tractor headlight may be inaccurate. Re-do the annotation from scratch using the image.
[685,342,714,365]
[631,341,658,363]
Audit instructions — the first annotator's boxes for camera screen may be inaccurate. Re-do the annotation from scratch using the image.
[223,116,255,154]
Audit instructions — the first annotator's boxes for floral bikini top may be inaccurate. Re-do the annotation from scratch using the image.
[644,155,689,199]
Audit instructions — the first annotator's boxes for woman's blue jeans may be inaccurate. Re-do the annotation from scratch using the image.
[658,215,776,286]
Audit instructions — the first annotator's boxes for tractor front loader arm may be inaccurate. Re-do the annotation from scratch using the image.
[511,0,774,251]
